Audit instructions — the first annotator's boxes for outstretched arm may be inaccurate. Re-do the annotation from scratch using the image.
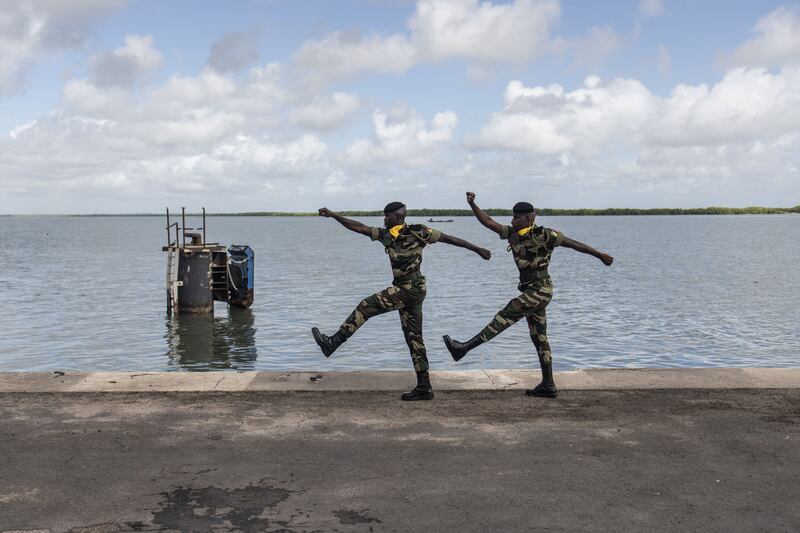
[561,236,614,266]
[318,207,371,237]
[438,233,491,260]
[466,191,503,235]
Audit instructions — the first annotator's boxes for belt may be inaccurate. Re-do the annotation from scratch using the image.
[519,269,550,283]
[393,271,424,285]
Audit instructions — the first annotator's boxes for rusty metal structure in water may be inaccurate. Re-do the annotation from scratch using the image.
[162,207,254,315]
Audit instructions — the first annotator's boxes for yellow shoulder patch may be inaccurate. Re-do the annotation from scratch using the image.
[517,225,533,237]
[389,224,405,239]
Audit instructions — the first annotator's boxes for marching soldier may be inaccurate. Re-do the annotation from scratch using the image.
[444,192,614,398]
[312,201,492,401]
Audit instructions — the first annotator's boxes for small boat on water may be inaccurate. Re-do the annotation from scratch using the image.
[427,218,454,223]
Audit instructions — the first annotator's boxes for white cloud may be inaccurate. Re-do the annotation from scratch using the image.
[343,105,458,168]
[4,2,800,212]
[480,67,800,155]
[0,0,126,95]
[207,30,262,73]
[291,92,362,130]
[293,30,417,85]
[408,0,559,63]
[90,34,163,87]
[9,119,37,139]
[0,7,44,94]
[477,76,653,155]
[3,111,330,199]
[142,111,247,146]
[293,0,559,84]
[650,67,800,147]
[214,134,328,173]
[1,61,329,204]
[226,63,287,118]
[725,6,800,68]
[151,68,237,113]
[63,78,129,114]
[471,66,800,205]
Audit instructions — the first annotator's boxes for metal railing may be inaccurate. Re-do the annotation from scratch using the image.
[165,206,206,248]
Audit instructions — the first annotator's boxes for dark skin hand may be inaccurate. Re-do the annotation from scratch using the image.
[439,232,491,260]
[465,191,614,266]
[318,207,371,237]
[319,205,491,260]
[561,236,614,265]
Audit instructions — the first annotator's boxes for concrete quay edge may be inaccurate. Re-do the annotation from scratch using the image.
[0,367,798,393]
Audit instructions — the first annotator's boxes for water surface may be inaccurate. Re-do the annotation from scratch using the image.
[1,215,797,371]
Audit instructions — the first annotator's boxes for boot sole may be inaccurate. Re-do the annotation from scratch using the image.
[442,335,465,362]
[311,327,333,357]
[401,392,434,401]
[525,389,558,398]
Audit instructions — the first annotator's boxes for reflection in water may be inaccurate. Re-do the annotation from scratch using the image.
[165,308,257,370]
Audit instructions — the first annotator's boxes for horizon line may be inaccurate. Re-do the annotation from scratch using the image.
[2,205,799,217]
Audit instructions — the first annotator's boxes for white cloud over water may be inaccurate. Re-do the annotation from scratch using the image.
[90,34,163,88]
[1,1,799,212]
[724,6,800,68]
[471,65,800,206]
[207,30,262,73]
[0,0,126,95]
[343,105,458,168]
[291,92,363,130]
[477,67,800,154]
[293,0,560,85]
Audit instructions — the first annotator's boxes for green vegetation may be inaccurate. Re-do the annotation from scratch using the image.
[35,204,796,217]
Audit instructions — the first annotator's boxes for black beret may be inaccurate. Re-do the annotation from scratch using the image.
[384,201,406,214]
[512,202,535,215]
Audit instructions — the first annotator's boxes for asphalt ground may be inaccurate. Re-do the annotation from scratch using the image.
[1,388,799,532]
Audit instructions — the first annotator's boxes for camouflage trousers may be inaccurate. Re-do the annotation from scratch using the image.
[478,282,554,364]
[339,279,429,372]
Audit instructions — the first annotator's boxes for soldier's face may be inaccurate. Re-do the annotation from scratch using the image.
[384,207,406,228]
[511,213,535,230]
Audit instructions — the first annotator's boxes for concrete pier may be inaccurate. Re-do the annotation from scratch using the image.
[1,368,798,532]
[2,367,799,393]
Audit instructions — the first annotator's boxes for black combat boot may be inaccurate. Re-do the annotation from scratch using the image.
[525,354,557,398]
[311,327,346,357]
[401,371,434,401]
[442,334,485,362]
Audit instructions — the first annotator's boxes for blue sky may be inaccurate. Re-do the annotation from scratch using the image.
[1,0,799,213]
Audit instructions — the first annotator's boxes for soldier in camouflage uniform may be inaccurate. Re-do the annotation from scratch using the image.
[444,192,614,398]
[312,202,491,401]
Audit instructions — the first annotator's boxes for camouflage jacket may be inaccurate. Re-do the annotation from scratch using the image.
[370,224,441,282]
[499,224,564,288]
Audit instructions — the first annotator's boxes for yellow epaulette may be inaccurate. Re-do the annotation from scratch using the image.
[517,225,534,237]
[389,224,405,239]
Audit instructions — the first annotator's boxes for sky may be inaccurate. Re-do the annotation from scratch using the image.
[1,0,799,214]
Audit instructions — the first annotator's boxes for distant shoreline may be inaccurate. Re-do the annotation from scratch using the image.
[2,206,799,217]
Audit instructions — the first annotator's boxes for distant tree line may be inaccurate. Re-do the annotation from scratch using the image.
[61,205,800,217]
[218,205,800,217]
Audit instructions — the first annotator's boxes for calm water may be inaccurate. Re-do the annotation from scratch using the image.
[0,215,798,372]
